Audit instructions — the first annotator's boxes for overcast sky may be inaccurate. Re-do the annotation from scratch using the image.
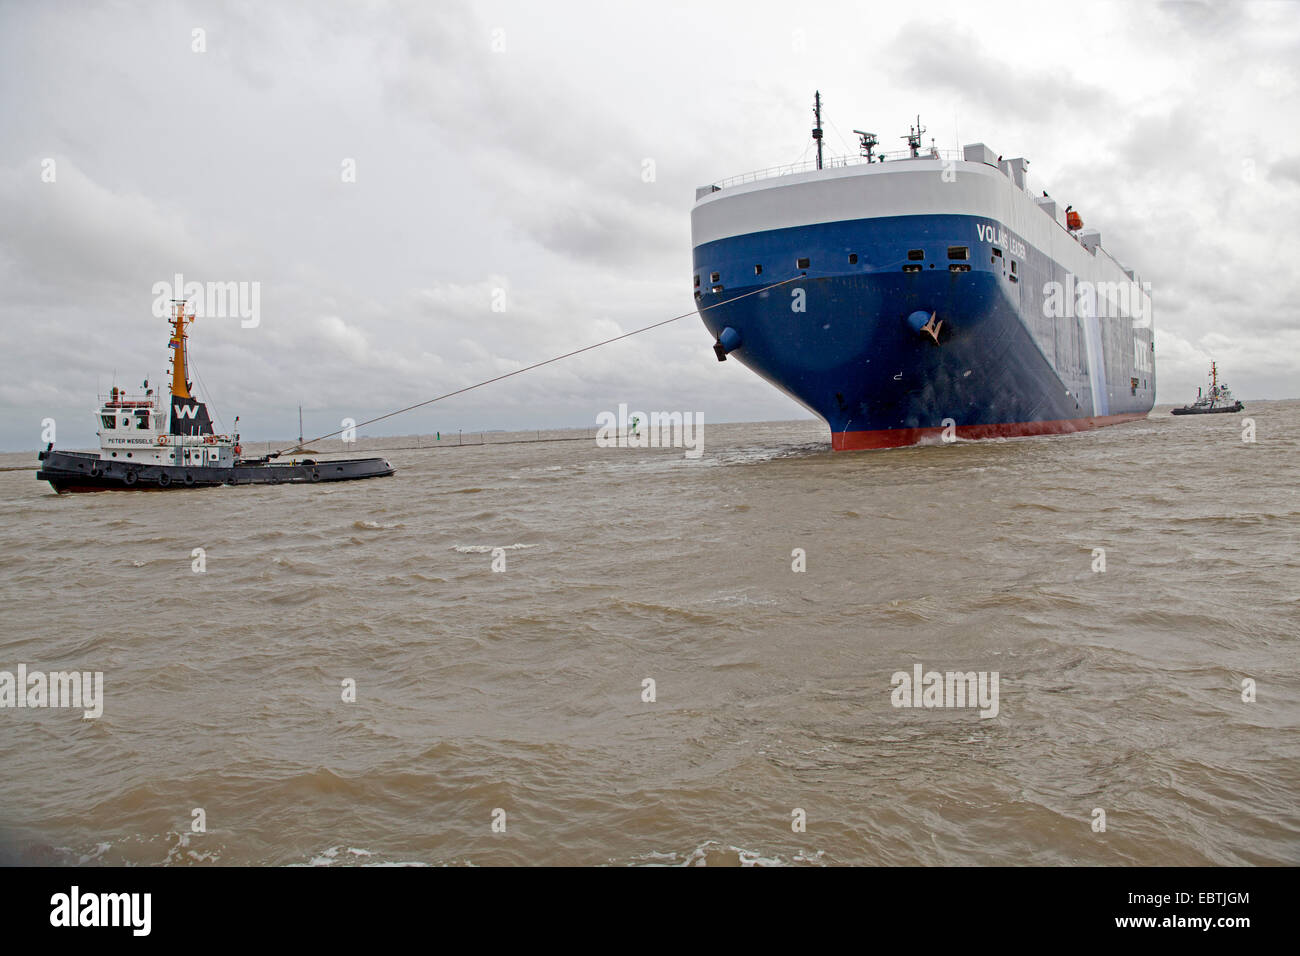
[2,0,1297,450]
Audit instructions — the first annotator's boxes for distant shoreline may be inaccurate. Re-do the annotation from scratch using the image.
[2,403,1295,457]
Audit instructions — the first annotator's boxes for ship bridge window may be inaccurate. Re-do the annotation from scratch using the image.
[907,249,925,261]
[710,272,720,283]
[134,410,150,430]
[121,418,130,427]
[848,254,858,265]
[796,257,810,269]
[754,264,763,275]
[947,246,968,260]
[991,247,1003,263]
[101,415,115,429]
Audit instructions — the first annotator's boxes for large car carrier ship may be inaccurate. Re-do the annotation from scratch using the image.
[692,94,1156,450]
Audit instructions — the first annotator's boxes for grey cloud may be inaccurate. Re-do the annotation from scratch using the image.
[884,21,1115,117]
[1271,155,1300,187]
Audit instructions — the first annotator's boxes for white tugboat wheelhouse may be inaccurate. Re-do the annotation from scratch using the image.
[95,301,240,471]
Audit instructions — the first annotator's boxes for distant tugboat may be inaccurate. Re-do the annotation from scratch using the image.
[1171,362,1244,415]
[37,300,394,492]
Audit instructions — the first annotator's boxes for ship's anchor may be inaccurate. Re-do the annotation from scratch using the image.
[907,310,944,345]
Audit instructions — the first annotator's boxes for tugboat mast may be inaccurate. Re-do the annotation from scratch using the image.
[812,91,824,171]
[168,299,194,400]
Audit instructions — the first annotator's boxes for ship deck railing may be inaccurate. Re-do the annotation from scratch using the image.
[708,149,966,191]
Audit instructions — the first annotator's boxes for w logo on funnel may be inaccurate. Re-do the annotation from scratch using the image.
[170,396,213,436]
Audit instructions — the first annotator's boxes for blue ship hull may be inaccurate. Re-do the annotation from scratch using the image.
[693,212,1154,449]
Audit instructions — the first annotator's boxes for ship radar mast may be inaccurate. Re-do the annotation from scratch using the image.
[812,91,824,171]
[903,115,926,157]
[853,130,879,162]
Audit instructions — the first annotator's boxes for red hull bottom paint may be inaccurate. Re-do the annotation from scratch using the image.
[832,413,1150,451]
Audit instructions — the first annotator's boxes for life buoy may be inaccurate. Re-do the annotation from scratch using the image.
[233,444,241,456]
[157,436,169,446]
[157,472,172,487]
[123,470,138,486]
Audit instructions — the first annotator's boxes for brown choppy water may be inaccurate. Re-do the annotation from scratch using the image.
[0,406,1297,866]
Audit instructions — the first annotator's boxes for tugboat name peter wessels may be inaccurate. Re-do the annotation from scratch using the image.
[37,300,394,492]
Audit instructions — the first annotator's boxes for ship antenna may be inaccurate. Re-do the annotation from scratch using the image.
[812,91,824,170]
[853,129,878,162]
[903,115,926,158]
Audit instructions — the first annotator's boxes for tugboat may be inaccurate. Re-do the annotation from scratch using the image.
[36,300,394,492]
[1171,362,1244,415]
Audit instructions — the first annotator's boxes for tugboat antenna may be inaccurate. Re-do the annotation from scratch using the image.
[812,91,824,171]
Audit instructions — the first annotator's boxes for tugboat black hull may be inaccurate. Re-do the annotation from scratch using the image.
[36,448,394,493]
[1171,402,1244,415]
